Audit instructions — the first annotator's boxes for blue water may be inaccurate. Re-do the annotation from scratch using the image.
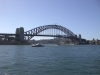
[0,45,100,75]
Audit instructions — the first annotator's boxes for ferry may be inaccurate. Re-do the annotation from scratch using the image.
[56,43,60,45]
[32,43,44,47]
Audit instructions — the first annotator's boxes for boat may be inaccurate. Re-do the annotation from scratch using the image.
[32,43,44,47]
[56,43,60,46]
[66,44,75,45]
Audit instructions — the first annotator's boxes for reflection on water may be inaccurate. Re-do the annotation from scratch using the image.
[0,45,100,75]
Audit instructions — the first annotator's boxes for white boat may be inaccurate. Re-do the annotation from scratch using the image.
[66,44,75,45]
[56,43,60,45]
[32,43,44,47]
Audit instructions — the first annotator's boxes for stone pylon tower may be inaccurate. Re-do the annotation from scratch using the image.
[15,27,24,42]
[79,34,81,44]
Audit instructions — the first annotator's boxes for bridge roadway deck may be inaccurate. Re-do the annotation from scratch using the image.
[0,33,75,38]
[0,33,86,41]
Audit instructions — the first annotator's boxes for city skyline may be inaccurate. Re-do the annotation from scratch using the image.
[0,0,100,40]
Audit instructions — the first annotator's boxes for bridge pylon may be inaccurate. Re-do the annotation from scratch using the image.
[15,27,24,42]
[79,34,82,44]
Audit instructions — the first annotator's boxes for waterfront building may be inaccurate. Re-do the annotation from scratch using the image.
[96,39,100,45]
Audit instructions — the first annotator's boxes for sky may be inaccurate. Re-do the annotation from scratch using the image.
[0,0,100,40]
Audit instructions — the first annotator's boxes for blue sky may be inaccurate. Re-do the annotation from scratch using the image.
[0,0,100,40]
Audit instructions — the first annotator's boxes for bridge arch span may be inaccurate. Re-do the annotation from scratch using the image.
[24,25,75,40]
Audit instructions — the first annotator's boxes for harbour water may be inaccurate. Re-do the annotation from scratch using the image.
[0,45,100,75]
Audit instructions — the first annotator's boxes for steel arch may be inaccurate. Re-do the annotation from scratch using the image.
[24,25,75,40]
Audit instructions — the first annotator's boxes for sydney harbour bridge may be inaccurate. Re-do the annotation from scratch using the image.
[0,25,86,44]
